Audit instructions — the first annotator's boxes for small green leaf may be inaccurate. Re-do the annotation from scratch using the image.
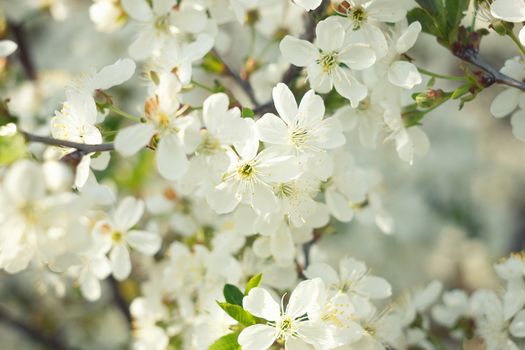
[241,107,254,119]
[451,84,471,99]
[407,8,440,38]
[244,273,262,295]
[0,132,27,165]
[217,302,256,326]
[209,331,241,350]
[415,0,444,18]
[445,0,469,33]
[223,284,244,306]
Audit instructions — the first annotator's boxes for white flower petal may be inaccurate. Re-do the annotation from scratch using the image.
[510,310,525,337]
[129,29,156,60]
[81,275,101,301]
[207,181,241,214]
[152,0,173,15]
[333,69,367,108]
[298,90,325,126]
[339,45,376,70]
[74,156,91,188]
[286,279,320,318]
[115,196,145,230]
[122,0,153,21]
[171,8,207,33]
[115,123,156,156]
[293,0,322,11]
[491,0,525,22]
[110,244,132,281]
[272,83,299,125]
[511,109,525,141]
[307,63,333,93]
[93,58,136,90]
[396,22,421,54]
[388,61,422,89]
[366,0,407,22]
[256,152,300,183]
[325,189,354,222]
[357,276,392,299]
[156,134,189,180]
[238,324,276,350]
[304,263,340,286]
[5,160,46,206]
[270,227,295,265]
[127,230,161,255]
[243,287,281,321]
[280,36,318,67]
[252,182,279,214]
[316,17,344,52]
[0,40,17,58]
[256,113,289,145]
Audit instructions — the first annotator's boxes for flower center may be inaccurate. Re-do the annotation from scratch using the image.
[364,324,376,336]
[274,182,297,199]
[276,316,296,341]
[154,15,170,32]
[358,97,370,111]
[111,231,123,242]
[197,130,221,155]
[349,6,367,30]
[318,51,339,74]
[237,162,255,179]
[290,127,309,146]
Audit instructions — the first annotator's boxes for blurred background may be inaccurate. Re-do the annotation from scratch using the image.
[0,0,524,348]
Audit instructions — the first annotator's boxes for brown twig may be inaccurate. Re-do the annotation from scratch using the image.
[213,49,260,108]
[454,48,525,91]
[21,131,115,154]
[108,277,132,325]
[8,22,37,80]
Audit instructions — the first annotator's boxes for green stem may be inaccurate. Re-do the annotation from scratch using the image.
[107,104,141,122]
[191,80,216,93]
[417,67,467,81]
[507,29,525,57]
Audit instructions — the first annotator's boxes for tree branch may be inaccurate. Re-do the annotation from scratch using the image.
[9,22,37,81]
[20,131,114,154]
[213,49,260,108]
[0,305,75,350]
[454,48,525,91]
[108,277,132,325]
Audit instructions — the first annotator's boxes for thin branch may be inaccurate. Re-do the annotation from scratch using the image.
[454,48,525,91]
[21,131,115,153]
[108,277,132,325]
[0,305,75,350]
[213,49,260,108]
[9,22,37,80]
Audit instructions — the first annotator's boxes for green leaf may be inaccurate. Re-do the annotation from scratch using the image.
[0,132,27,165]
[209,332,241,350]
[445,0,469,31]
[241,107,254,119]
[217,302,256,326]
[407,8,440,38]
[223,284,244,306]
[244,273,262,295]
[451,84,471,99]
[415,0,444,20]
[445,0,470,44]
